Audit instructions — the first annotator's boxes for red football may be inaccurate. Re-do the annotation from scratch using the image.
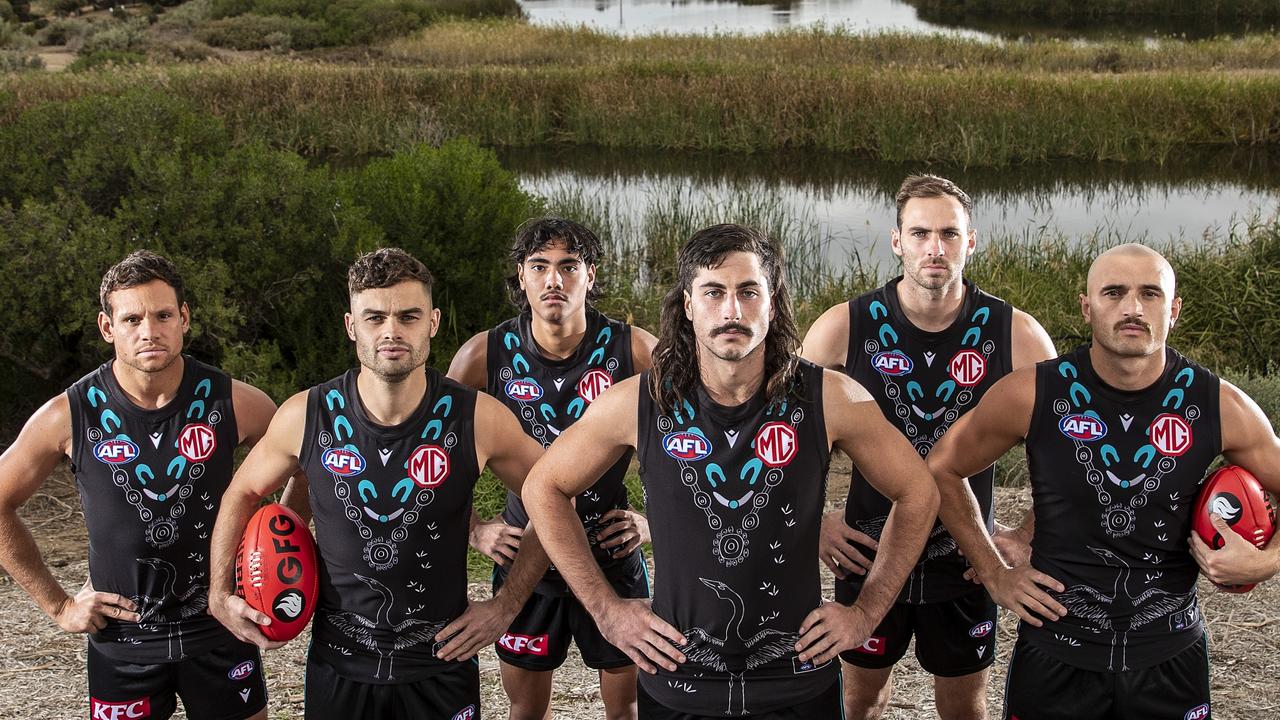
[1192,465,1276,593]
[235,503,319,641]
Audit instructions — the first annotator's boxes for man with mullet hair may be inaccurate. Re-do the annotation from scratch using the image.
[209,248,549,719]
[928,244,1280,719]
[0,250,278,720]
[450,218,658,720]
[801,174,1055,720]
[524,224,940,719]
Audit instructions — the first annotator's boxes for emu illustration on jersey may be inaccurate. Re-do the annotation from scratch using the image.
[86,376,220,550]
[498,323,619,445]
[658,398,802,567]
[864,299,995,457]
[317,387,457,572]
[130,557,209,660]
[322,574,450,681]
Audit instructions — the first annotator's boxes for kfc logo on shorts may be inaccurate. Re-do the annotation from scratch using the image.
[968,620,994,638]
[949,350,987,387]
[498,632,549,656]
[451,706,477,720]
[577,368,613,403]
[853,636,886,656]
[1184,704,1210,720]
[754,422,798,468]
[227,660,255,681]
[91,698,151,720]
[407,444,450,488]
[178,423,217,463]
[1150,413,1193,457]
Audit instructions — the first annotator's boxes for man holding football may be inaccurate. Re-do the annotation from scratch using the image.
[927,243,1280,719]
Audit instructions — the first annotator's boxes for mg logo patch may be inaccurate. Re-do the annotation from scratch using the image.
[577,368,613,403]
[178,423,217,463]
[1150,413,1192,456]
[1059,414,1107,442]
[871,350,912,376]
[663,431,712,462]
[407,444,450,488]
[321,447,365,476]
[94,438,139,465]
[505,378,543,402]
[948,349,987,387]
[754,421,797,468]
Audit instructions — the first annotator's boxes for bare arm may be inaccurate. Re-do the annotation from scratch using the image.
[0,396,141,632]
[999,309,1057,555]
[1189,380,1280,585]
[631,326,658,372]
[798,302,850,371]
[796,371,939,665]
[446,331,488,391]
[208,390,308,649]
[523,376,686,673]
[927,369,1065,625]
[231,379,279,447]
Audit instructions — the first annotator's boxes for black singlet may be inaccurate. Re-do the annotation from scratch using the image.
[486,309,636,592]
[1024,345,1221,672]
[69,356,239,663]
[636,359,837,716]
[300,368,480,683]
[843,278,1014,603]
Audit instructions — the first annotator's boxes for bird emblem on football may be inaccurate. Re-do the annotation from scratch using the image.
[1192,465,1277,593]
[236,503,319,641]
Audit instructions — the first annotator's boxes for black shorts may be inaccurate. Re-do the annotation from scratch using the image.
[87,636,266,720]
[1003,634,1211,720]
[835,585,997,677]
[304,653,480,720]
[492,556,650,671]
[637,676,840,720]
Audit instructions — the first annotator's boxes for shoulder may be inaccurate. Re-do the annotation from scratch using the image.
[29,393,74,455]
[631,325,657,371]
[1009,307,1057,369]
[446,330,490,389]
[800,301,853,367]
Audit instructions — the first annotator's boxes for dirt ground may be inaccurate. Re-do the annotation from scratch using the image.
[1,461,1277,719]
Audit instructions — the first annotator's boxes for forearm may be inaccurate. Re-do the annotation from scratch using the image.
[279,472,311,524]
[849,484,937,621]
[936,472,1007,578]
[524,483,618,616]
[209,486,266,599]
[492,525,549,611]
[0,509,70,620]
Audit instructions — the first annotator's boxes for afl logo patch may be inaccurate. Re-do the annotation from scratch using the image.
[1059,414,1107,442]
[321,447,365,476]
[178,423,217,463]
[227,661,255,681]
[663,431,712,462]
[1184,704,1209,720]
[94,438,139,465]
[871,350,912,376]
[969,620,993,638]
[505,378,543,402]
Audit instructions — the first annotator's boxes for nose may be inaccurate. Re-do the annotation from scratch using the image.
[545,269,564,290]
[723,294,742,321]
[1121,292,1144,317]
[927,232,946,257]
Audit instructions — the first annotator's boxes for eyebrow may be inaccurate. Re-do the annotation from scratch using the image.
[697,280,762,290]
[907,225,960,234]
[526,256,582,266]
[361,307,425,316]
[1101,284,1163,294]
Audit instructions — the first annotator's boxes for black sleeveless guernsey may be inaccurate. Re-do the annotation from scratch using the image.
[486,309,639,594]
[637,360,837,716]
[68,356,239,663]
[1024,345,1221,672]
[843,278,1014,603]
[300,368,480,683]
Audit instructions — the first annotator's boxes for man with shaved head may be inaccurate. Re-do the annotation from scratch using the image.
[926,243,1280,719]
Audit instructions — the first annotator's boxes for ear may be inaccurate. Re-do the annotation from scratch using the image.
[97,310,114,344]
[516,263,527,291]
[1079,292,1091,324]
[429,307,441,338]
[890,228,904,258]
[966,228,977,255]
[684,290,693,322]
[1169,295,1182,329]
[586,263,596,292]
[179,303,191,334]
[344,312,356,342]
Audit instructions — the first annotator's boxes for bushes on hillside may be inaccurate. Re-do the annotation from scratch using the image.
[196,12,324,49]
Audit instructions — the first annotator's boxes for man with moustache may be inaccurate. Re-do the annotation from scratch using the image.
[0,250,277,720]
[208,248,548,719]
[449,218,657,720]
[801,174,1054,720]
[928,243,1280,719]
[523,224,940,719]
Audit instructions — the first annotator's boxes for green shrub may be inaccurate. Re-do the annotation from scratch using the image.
[0,49,42,70]
[153,0,212,33]
[80,16,148,53]
[67,48,146,70]
[0,2,15,22]
[36,17,90,45]
[343,140,543,355]
[51,0,83,16]
[196,13,325,49]
[0,19,35,49]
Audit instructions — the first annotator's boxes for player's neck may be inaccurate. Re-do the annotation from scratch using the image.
[1089,344,1168,392]
[530,311,588,361]
[111,355,185,410]
[696,347,766,407]
[895,276,965,333]
[355,368,428,426]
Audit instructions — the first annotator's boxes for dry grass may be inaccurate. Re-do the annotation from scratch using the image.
[0,464,1276,718]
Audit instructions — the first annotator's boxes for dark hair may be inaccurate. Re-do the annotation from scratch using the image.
[895,174,973,229]
[99,250,185,315]
[648,224,801,415]
[505,217,604,310]
[348,247,434,296]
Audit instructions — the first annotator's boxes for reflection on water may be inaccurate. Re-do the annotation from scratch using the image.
[517,0,982,37]
[517,0,1276,37]
[501,146,1280,273]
